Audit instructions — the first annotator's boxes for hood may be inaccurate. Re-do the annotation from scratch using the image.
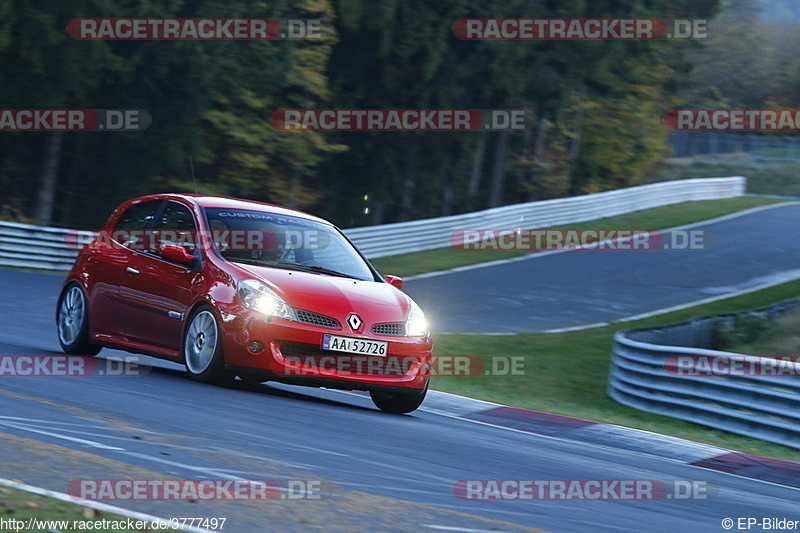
[234,264,412,324]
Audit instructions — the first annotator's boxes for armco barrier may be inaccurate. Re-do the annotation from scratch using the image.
[0,177,745,271]
[344,177,745,258]
[608,301,800,450]
[0,221,94,271]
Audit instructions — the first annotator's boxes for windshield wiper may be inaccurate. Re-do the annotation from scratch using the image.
[227,257,273,267]
[278,263,354,279]
[230,258,355,278]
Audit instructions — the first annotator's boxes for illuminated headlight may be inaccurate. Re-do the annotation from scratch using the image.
[405,302,429,337]
[238,279,296,321]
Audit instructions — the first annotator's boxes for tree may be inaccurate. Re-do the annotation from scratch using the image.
[198,0,345,209]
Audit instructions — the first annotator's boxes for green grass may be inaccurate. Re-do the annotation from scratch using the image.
[431,279,800,461]
[0,483,151,532]
[371,196,785,278]
[727,307,800,357]
[658,159,800,198]
[3,266,66,275]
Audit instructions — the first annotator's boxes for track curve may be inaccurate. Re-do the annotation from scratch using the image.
[1,203,800,531]
[405,202,800,333]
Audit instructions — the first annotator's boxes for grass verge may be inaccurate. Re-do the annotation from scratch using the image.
[4,266,66,276]
[657,160,800,198]
[431,279,800,461]
[727,306,800,357]
[371,196,786,278]
[0,483,152,532]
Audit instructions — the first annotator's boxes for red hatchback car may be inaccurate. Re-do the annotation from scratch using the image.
[56,194,433,413]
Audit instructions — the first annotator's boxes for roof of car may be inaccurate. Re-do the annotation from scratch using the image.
[134,193,328,224]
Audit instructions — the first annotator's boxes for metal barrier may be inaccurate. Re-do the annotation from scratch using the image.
[608,302,800,450]
[345,177,745,258]
[0,177,745,271]
[0,221,94,271]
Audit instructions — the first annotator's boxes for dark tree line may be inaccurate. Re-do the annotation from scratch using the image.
[0,0,725,230]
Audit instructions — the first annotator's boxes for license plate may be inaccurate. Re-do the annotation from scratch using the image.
[322,335,388,356]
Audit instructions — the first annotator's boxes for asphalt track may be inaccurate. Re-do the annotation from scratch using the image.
[0,202,799,532]
[404,202,800,333]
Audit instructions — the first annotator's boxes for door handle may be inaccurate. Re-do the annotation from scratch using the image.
[125,267,140,275]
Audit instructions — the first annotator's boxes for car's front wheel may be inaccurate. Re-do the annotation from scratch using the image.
[56,282,101,355]
[184,305,230,384]
[370,383,428,414]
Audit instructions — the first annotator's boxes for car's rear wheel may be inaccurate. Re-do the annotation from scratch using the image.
[184,305,230,384]
[56,283,101,355]
[370,382,428,414]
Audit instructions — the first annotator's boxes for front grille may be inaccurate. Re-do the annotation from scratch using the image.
[281,342,330,357]
[279,342,411,376]
[295,310,340,329]
[371,322,405,336]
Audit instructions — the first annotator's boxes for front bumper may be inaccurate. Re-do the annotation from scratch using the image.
[221,311,433,391]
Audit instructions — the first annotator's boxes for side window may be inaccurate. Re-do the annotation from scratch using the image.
[151,201,198,254]
[112,200,162,249]
[114,200,161,231]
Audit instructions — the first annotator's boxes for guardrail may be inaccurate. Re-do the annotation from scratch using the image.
[345,177,745,258]
[608,301,800,450]
[0,177,745,271]
[0,221,94,271]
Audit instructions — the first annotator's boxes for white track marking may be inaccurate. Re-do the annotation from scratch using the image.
[0,477,213,532]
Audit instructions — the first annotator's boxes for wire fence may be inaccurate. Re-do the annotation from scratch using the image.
[671,132,800,163]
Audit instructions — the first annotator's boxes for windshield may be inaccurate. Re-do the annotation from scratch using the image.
[204,208,375,281]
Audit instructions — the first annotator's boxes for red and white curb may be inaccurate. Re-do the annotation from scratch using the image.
[420,390,800,488]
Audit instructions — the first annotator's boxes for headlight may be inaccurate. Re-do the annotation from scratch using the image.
[238,279,296,321]
[405,302,429,337]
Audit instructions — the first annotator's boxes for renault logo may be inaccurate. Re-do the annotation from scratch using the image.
[347,313,363,331]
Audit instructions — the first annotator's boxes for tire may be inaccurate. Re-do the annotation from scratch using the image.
[369,382,428,414]
[56,282,101,356]
[183,305,230,385]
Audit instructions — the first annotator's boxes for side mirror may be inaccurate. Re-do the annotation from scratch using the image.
[383,275,403,289]
[161,244,195,265]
